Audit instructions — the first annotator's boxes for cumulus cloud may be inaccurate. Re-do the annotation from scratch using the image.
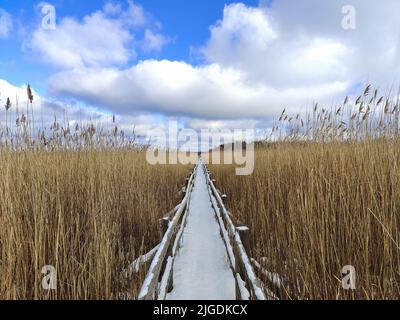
[0,80,116,134]
[202,0,400,89]
[202,2,351,88]
[0,79,68,128]
[30,11,133,68]
[104,0,150,28]
[49,60,347,119]
[0,77,266,149]
[203,3,278,78]
[0,79,61,126]
[141,29,168,52]
[0,79,34,108]
[121,0,148,28]
[0,8,12,38]
[27,1,166,69]
[29,0,400,126]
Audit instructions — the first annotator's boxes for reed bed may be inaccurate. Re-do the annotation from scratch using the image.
[0,85,194,300]
[1,83,400,300]
[0,87,192,300]
[210,86,400,300]
[0,150,188,300]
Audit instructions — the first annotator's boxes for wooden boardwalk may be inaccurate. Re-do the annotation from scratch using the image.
[135,160,275,300]
[166,163,235,300]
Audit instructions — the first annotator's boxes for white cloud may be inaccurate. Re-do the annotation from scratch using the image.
[0,78,127,128]
[202,2,353,88]
[0,79,78,127]
[0,8,12,38]
[122,0,148,28]
[203,3,278,74]
[47,2,352,120]
[0,79,68,128]
[0,78,268,145]
[203,0,400,88]
[104,1,149,28]
[29,11,133,68]
[27,1,166,69]
[141,29,168,52]
[103,2,123,16]
[25,0,400,127]
[49,60,348,119]
[0,79,33,108]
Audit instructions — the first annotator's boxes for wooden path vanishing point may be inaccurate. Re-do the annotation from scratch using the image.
[124,159,290,300]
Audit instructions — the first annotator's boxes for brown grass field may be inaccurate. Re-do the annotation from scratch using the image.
[0,150,188,299]
[210,140,400,299]
[209,86,400,299]
[0,85,399,300]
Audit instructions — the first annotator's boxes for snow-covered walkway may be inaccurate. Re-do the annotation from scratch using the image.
[167,162,236,300]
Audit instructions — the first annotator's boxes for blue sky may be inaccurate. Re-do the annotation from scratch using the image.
[0,0,400,134]
[0,0,258,93]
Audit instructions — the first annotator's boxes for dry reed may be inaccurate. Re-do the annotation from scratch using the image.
[210,85,400,299]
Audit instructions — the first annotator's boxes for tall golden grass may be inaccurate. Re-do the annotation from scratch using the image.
[211,141,399,299]
[0,150,188,299]
[0,86,195,300]
[210,85,400,299]
[1,83,400,300]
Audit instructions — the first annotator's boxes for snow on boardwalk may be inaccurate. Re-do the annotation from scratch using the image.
[167,162,236,300]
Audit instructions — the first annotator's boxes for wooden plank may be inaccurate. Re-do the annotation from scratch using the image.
[236,226,250,254]
[121,204,180,278]
[160,217,170,235]
[251,258,297,300]
[235,273,250,300]
[205,175,236,269]
[121,244,160,279]
[158,256,174,300]
[172,206,190,256]
[173,167,197,255]
[138,168,196,300]
[233,230,266,300]
[205,168,266,300]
